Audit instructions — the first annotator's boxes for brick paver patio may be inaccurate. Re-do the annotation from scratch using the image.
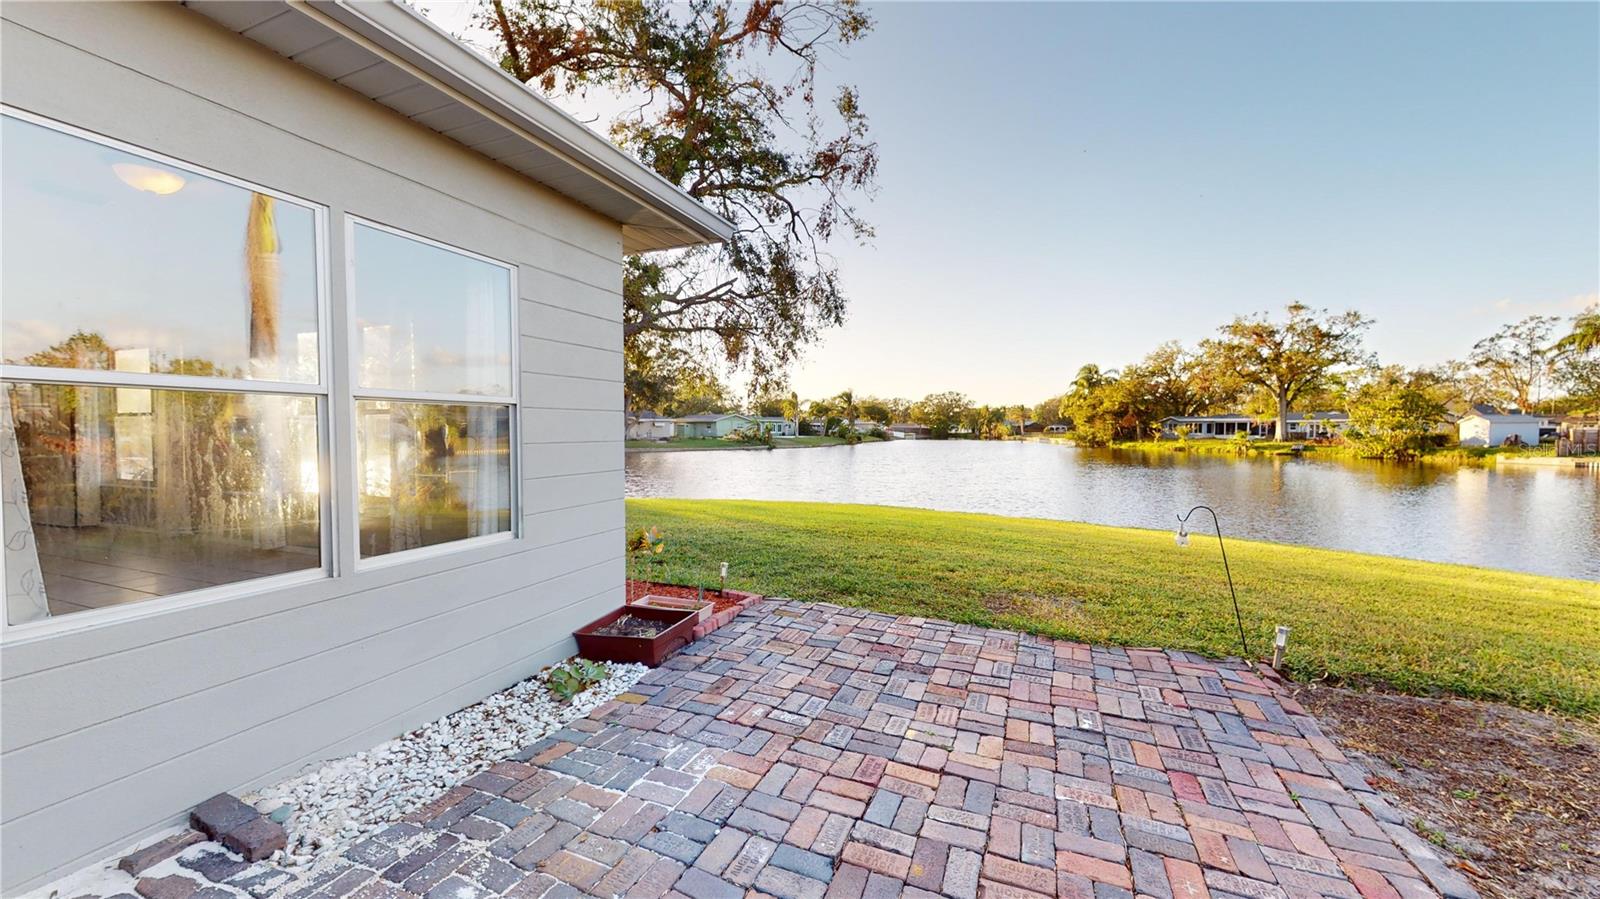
[285,600,1476,899]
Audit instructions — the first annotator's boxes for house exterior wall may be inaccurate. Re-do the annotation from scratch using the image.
[626,419,677,440]
[1459,417,1541,447]
[0,2,626,890]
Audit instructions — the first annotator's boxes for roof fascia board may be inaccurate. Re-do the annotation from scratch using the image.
[294,0,732,245]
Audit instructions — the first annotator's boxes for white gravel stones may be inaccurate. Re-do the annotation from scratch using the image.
[245,659,646,865]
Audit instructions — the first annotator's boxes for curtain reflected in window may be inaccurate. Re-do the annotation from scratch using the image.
[2,383,322,623]
[355,401,511,557]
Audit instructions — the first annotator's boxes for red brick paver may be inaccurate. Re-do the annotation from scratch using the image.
[281,601,1478,899]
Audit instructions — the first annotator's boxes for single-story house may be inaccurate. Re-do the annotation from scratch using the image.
[626,410,677,441]
[0,1,730,890]
[674,413,757,438]
[1004,419,1045,434]
[1160,414,1266,438]
[889,422,932,439]
[754,416,799,437]
[1159,412,1349,439]
[1458,408,1546,447]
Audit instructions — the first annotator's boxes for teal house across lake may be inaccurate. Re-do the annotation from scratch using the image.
[673,412,758,438]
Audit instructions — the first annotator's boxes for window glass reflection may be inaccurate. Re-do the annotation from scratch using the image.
[356,401,512,558]
[2,383,322,624]
[0,115,320,383]
[352,224,514,396]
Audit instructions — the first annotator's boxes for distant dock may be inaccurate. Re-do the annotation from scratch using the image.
[1497,455,1598,469]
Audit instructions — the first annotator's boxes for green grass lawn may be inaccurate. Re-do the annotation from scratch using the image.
[626,499,1600,716]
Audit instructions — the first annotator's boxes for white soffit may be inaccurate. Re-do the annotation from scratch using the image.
[183,0,733,253]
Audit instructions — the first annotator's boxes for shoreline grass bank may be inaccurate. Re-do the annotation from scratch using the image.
[626,435,886,452]
[625,498,1599,716]
[1091,438,1555,466]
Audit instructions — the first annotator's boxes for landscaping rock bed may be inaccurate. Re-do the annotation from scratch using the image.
[243,659,647,867]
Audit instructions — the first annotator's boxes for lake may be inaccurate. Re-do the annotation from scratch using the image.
[626,440,1600,581]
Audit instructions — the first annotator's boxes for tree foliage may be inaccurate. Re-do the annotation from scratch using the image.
[1343,367,1448,460]
[1470,315,1558,412]
[911,391,971,439]
[484,0,877,390]
[1199,304,1372,440]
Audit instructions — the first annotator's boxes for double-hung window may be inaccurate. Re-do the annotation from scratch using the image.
[0,110,330,626]
[346,220,517,562]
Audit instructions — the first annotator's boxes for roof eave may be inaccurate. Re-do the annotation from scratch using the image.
[184,0,733,253]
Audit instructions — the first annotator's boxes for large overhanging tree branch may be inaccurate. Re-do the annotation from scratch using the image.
[482,0,878,390]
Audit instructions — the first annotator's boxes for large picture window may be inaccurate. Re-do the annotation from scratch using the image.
[1,110,329,627]
[348,221,516,560]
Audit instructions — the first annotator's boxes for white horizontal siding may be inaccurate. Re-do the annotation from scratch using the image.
[523,409,625,444]
[523,373,624,412]
[0,2,630,891]
[523,441,626,479]
[522,302,625,349]
[521,336,623,382]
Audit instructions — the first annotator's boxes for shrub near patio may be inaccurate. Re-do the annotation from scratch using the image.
[626,499,1600,716]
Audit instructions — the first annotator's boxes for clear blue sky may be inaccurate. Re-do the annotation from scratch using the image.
[427,1,1599,406]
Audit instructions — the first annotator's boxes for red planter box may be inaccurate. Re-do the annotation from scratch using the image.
[574,605,698,666]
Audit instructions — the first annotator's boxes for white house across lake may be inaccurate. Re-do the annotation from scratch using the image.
[1457,408,1548,447]
[1159,412,1349,439]
[0,1,729,890]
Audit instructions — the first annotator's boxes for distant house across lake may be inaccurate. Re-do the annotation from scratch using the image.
[889,422,932,439]
[754,416,799,437]
[674,413,758,438]
[627,410,677,441]
[1159,412,1349,440]
[1458,407,1548,447]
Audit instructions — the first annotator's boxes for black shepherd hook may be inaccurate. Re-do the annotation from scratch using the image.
[1176,505,1250,659]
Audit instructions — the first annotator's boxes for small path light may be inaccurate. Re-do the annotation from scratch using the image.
[720,561,729,593]
[1175,505,1250,659]
[1272,625,1291,670]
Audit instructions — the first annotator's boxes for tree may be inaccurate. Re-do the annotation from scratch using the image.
[964,405,1007,440]
[882,397,914,423]
[834,388,861,432]
[1343,368,1448,460]
[911,391,971,439]
[1470,315,1558,412]
[779,391,802,434]
[859,399,891,426]
[1199,303,1372,440]
[1007,404,1030,435]
[1031,396,1066,428]
[1553,305,1600,357]
[484,0,877,392]
[1551,307,1600,412]
[625,336,724,415]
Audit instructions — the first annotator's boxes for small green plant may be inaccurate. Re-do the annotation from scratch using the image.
[1451,788,1479,801]
[727,424,775,446]
[547,658,608,703]
[1413,818,1449,848]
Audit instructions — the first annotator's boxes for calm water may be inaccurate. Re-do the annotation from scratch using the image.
[626,440,1600,581]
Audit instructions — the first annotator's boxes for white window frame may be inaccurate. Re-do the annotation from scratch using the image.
[344,215,520,570]
[0,107,336,638]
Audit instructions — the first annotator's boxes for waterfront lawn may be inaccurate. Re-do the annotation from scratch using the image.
[626,499,1600,716]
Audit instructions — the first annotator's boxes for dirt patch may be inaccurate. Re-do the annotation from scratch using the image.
[1294,683,1599,898]
[627,579,743,613]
